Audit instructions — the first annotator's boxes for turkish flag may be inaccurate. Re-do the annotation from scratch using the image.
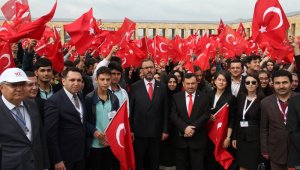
[219,25,247,57]
[183,60,194,73]
[44,27,64,72]
[2,1,57,43]
[12,2,31,30]
[245,37,259,55]
[153,35,171,63]
[64,8,100,55]
[0,42,15,74]
[105,101,135,170]
[194,49,210,71]
[237,22,246,38]
[207,104,234,169]
[35,26,55,57]
[117,41,146,68]
[252,0,290,49]
[1,0,29,21]
[0,21,16,38]
[114,18,136,46]
[218,19,225,34]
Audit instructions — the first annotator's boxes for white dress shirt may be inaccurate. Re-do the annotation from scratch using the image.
[185,92,196,112]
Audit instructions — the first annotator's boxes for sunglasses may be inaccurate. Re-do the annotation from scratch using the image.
[245,81,257,85]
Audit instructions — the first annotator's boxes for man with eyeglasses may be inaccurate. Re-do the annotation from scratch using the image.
[0,68,49,170]
[129,58,169,170]
[24,71,46,124]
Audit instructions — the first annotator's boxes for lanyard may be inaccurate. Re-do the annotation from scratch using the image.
[276,98,288,125]
[242,96,256,120]
[10,108,29,132]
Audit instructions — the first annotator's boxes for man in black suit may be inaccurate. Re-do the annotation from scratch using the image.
[44,67,86,170]
[170,73,210,170]
[129,58,169,170]
[0,68,49,170]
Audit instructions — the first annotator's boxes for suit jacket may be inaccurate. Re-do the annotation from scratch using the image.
[129,79,168,137]
[170,91,210,149]
[209,90,237,129]
[233,94,261,142]
[260,92,299,164]
[287,95,300,166]
[0,98,49,170]
[44,89,87,164]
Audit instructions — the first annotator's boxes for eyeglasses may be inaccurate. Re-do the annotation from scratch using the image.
[2,82,26,88]
[245,81,257,85]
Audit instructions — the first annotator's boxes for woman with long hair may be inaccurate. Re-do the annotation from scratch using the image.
[232,74,265,170]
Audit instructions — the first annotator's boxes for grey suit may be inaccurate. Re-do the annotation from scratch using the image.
[0,97,49,170]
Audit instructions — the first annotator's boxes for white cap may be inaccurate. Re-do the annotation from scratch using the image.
[0,68,30,83]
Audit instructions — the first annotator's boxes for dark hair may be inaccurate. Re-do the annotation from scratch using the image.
[258,70,270,78]
[243,73,265,100]
[84,58,97,69]
[193,65,202,72]
[214,70,232,93]
[245,55,261,64]
[62,67,82,78]
[184,73,197,81]
[272,70,292,82]
[96,66,111,78]
[229,59,243,68]
[111,56,122,66]
[33,58,52,71]
[141,58,154,68]
[170,70,184,82]
[64,60,75,68]
[167,74,178,84]
[25,71,35,77]
[108,61,123,73]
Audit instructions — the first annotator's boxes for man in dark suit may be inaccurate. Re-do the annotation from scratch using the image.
[0,68,49,170]
[129,58,169,170]
[287,95,300,169]
[260,70,299,170]
[229,59,245,97]
[44,67,87,170]
[170,73,210,170]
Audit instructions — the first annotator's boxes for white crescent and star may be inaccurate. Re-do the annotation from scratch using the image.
[159,42,167,53]
[0,54,11,69]
[0,27,9,32]
[263,7,283,31]
[206,43,212,49]
[116,123,125,148]
[226,34,236,45]
[122,58,127,65]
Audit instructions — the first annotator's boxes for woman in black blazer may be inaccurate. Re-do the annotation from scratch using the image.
[206,71,237,170]
[232,74,265,170]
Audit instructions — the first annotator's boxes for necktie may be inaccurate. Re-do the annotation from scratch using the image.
[148,82,153,101]
[14,106,28,133]
[188,94,193,117]
[73,94,80,109]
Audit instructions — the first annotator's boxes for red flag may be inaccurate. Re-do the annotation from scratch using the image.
[2,1,57,43]
[0,21,16,38]
[207,104,234,169]
[1,0,29,20]
[64,8,99,55]
[194,49,210,71]
[219,25,247,57]
[12,2,31,30]
[0,42,15,74]
[252,0,290,49]
[114,18,136,45]
[45,27,64,72]
[217,19,225,35]
[245,37,259,55]
[237,22,246,38]
[117,41,146,68]
[105,101,135,170]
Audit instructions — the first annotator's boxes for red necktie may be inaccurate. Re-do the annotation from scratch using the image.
[188,94,193,117]
[148,82,153,101]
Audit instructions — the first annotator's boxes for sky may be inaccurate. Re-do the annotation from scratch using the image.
[0,0,299,22]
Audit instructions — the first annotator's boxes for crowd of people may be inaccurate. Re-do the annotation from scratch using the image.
[1,37,300,170]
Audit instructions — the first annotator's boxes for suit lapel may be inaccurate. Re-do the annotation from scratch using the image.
[61,90,82,123]
[179,92,189,119]
[0,98,30,142]
[152,80,160,103]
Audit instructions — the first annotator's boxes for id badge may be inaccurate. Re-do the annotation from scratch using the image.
[240,121,249,127]
[108,111,116,119]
